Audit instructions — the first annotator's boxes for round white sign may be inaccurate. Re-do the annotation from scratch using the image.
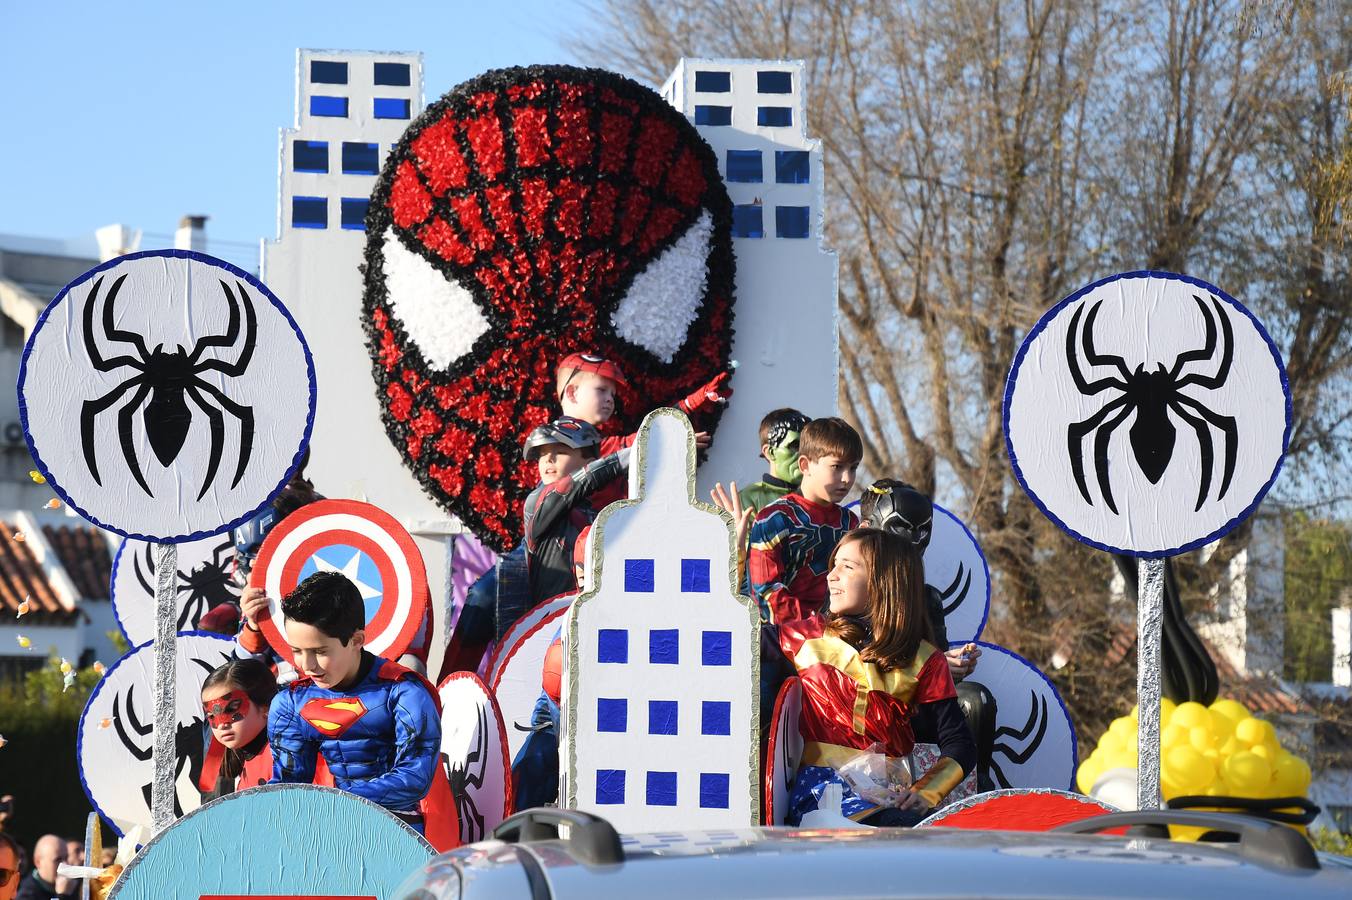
[926,503,990,643]
[112,534,241,644]
[438,672,512,845]
[973,641,1078,791]
[19,250,315,541]
[1004,271,1289,556]
[77,632,236,835]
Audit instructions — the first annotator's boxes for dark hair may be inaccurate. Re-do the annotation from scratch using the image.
[825,528,930,671]
[201,657,278,709]
[757,408,809,447]
[798,417,863,465]
[281,572,365,645]
[0,831,20,865]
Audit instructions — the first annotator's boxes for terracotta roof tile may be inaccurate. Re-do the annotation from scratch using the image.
[0,520,78,624]
[42,524,111,600]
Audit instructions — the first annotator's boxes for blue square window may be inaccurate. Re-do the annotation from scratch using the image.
[758,71,792,93]
[702,631,732,666]
[701,701,731,736]
[597,698,627,732]
[647,771,678,806]
[731,205,764,239]
[310,95,349,118]
[598,629,628,663]
[292,196,327,229]
[776,150,810,184]
[695,71,730,92]
[374,62,411,86]
[374,97,411,119]
[776,206,810,239]
[341,198,368,231]
[310,60,348,84]
[699,773,730,809]
[342,142,380,175]
[694,105,732,126]
[293,140,328,174]
[596,769,625,804]
[725,150,762,183]
[649,629,679,665]
[624,559,655,593]
[758,106,792,127]
[648,700,678,735]
[681,559,710,593]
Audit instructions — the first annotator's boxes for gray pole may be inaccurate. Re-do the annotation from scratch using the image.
[1137,557,1165,811]
[151,542,178,832]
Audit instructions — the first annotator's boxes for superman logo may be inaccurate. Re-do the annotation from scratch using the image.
[301,697,368,739]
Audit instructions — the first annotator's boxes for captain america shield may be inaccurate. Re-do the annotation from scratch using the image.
[250,499,429,660]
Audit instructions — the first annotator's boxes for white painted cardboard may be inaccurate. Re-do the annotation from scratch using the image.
[437,672,512,844]
[927,503,991,644]
[492,603,569,763]
[563,408,760,829]
[112,534,240,644]
[971,641,1078,792]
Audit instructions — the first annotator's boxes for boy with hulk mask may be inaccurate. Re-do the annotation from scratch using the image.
[738,408,811,516]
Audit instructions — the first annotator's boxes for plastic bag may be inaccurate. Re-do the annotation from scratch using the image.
[836,743,913,807]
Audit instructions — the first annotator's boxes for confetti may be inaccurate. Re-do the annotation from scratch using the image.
[28,470,45,484]
[59,658,72,674]
[92,661,106,676]
[16,596,31,618]
[12,532,25,542]
[43,498,62,510]
[16,635,31,649]
[62,671,76,692]
[97,718,112,730]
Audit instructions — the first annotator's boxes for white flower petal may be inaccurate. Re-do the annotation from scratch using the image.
[611,210,712,363]
[381,227,490,370]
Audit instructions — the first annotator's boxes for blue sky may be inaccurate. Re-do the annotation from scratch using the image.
[0,1,597,261]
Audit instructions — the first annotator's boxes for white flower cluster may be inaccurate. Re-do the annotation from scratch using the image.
[381,227,490,370]
[610,210,713,363]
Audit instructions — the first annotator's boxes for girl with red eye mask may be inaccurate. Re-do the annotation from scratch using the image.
[198,658,279,799]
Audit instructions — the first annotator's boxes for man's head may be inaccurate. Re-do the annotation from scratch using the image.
[524,416,602,485]
[282,572,366,690]
[0,833,20,900]
[64,841,82,867]
[859,479,934,550]
[797,417,862,505]
[31,835,64,882]
[757,408,810,484]
[556,353,628,425]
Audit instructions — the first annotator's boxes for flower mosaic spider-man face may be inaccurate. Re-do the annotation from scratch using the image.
[362,66,736,551]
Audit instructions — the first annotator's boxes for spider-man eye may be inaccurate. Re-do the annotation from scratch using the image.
[380,228,490,370]
[610,209,714,364]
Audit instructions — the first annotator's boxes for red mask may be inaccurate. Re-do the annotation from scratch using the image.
[203,689,252,727]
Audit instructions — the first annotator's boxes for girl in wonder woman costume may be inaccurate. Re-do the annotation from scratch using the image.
[779,527,975,825]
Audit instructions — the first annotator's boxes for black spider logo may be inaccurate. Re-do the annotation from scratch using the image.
[109,656,220,819]
[1066,294,1238,514]
[133,539,240,630]
[80,273,257,501]
[444,703,490,843]
[988,690,1049,789]
[935,562,971,617]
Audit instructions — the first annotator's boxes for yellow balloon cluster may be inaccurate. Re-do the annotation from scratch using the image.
[1077,697,1312,802]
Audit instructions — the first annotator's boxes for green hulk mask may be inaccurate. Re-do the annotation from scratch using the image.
[768,428,804,484]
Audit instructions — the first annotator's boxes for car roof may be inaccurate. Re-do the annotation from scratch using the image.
[436,826,1352,900]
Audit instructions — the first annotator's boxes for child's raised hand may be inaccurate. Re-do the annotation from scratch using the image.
[694,430,712,449]
[240,586,270,633]
[678,371,734,415]
[710,481,753,552]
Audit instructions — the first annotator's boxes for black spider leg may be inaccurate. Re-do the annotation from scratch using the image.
[133,542,156,595]
[987,693,1049,788]
[182,380,254,497]
[1170,395,1238,507]
[1066,301,1132,392]
[112,689,153,762]
[448,705,490,842]
[1067,395,1133,513]
[1171,294,1234,390]
[83,274,148,372]
[81,275,156,490]
[188,280,257,375]
[938,563,971,617]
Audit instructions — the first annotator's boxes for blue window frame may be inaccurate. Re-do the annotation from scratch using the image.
[625,559,655,593]
[374,62,411,86]
[776,206,810,239]
[681,559,710,593]
[775,150,810,184]
[725,150,762,183]
[647,771,678,806]
[342,142,379,175]
[702,631,732,666]
[597,698,627,733]
[731,205,764,239]
[596,769,625,804]
[695,71,730,92]
[694,105,732,126]
[374,97,411,119]
[310,60,348,84]
[700,773,730,809]
[293,140,328,173]
[758,106,792,127]
[702,701,731,736]
[649,629,679,664]
[291,196,326,229]
[310,95,348,118]
[340,198,369,231]
[758,71,792,94]
[598,629,628,663]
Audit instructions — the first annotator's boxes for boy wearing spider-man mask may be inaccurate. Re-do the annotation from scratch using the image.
[267,571,458,850]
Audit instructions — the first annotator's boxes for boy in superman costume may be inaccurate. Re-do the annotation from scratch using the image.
[268,571,458,849]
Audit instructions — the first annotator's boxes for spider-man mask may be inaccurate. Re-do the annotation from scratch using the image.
[362,65,736,551]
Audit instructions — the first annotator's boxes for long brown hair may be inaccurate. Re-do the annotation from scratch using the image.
[825,528,931,671]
